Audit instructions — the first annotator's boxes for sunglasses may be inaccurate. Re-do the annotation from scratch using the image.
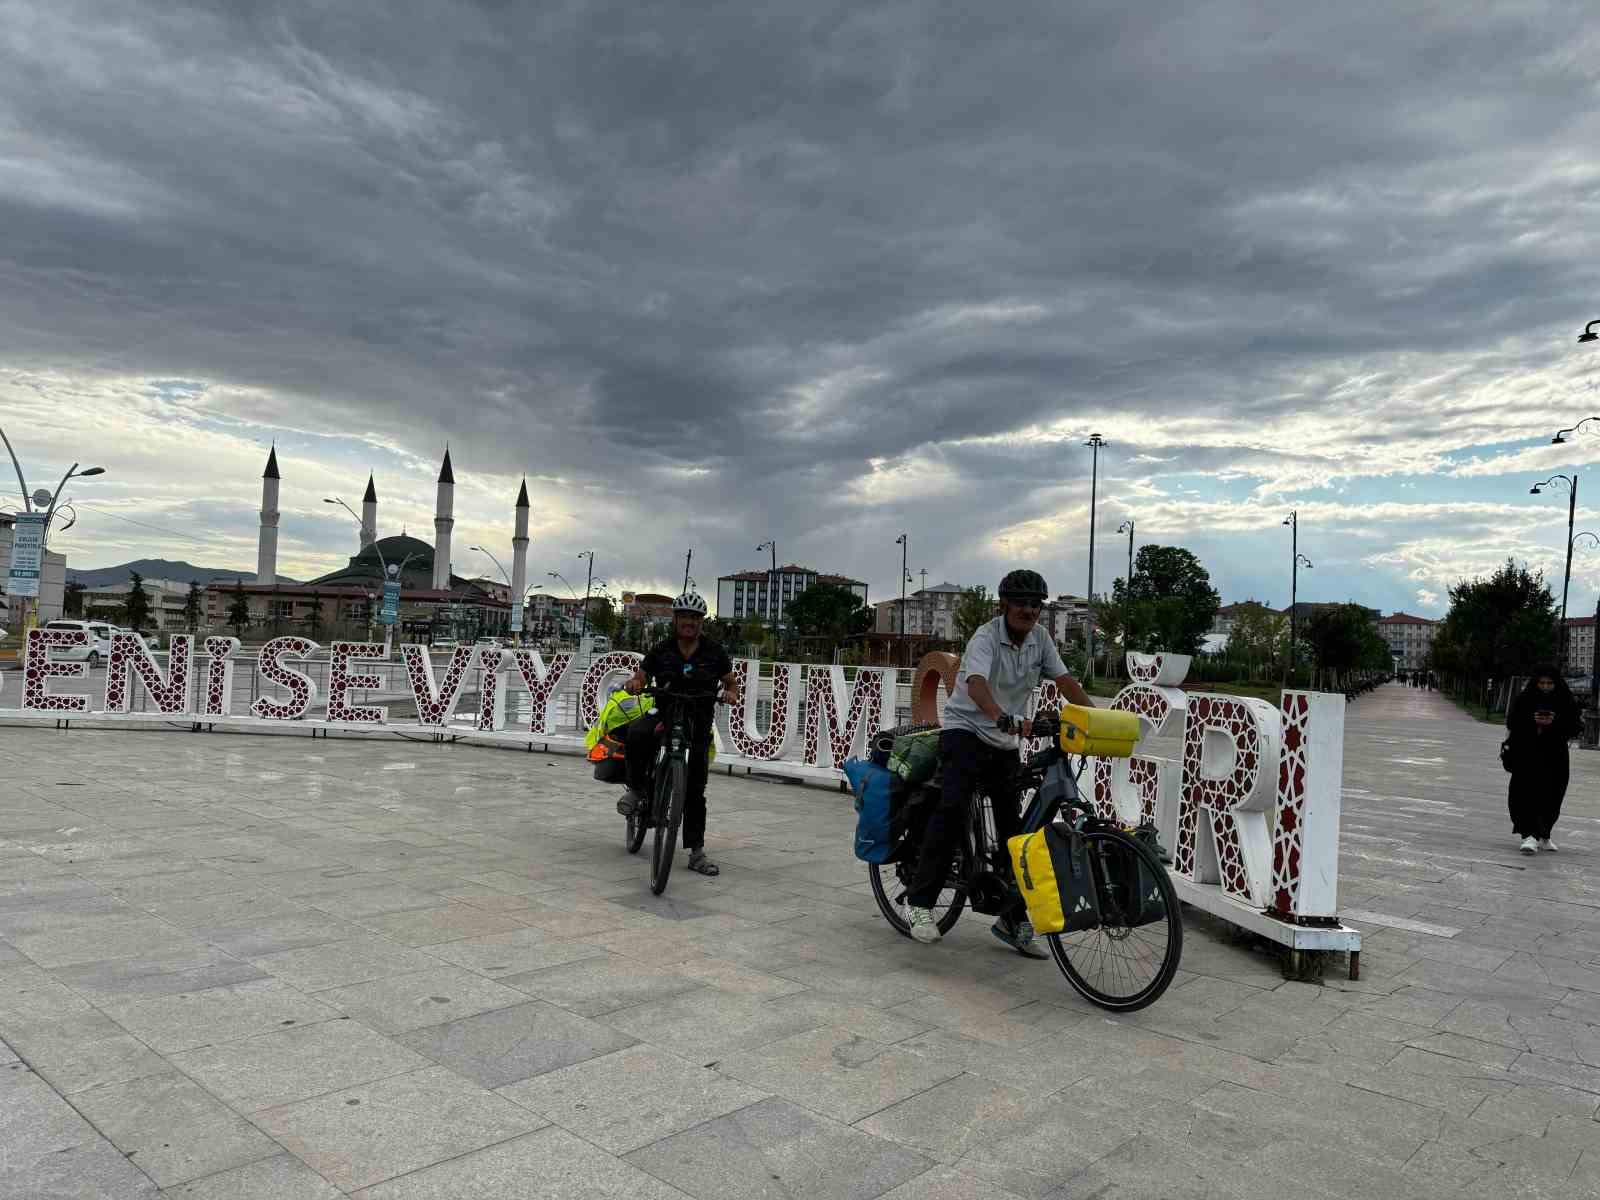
[1009,600,1043,611]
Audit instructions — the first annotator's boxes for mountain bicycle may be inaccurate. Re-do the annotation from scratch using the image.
[620,688,721,896]
[868,715,1183,1011]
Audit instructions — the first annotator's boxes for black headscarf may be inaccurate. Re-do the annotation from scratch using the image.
[1508,667,1581,740]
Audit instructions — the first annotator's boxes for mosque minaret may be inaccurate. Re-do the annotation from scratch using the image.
[361,473,378,551]
[256,446,279,584]
[432,448,455,591]
[512,477,530,628]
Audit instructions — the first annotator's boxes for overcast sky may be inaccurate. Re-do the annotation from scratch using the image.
[5,1,1600,619]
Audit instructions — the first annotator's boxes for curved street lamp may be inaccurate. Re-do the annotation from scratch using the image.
[1283,511,1307,683]
[1085,434,1106,683]
[1531,475,1579,666]
[1116,519,1135,591]
[1,424,106,629]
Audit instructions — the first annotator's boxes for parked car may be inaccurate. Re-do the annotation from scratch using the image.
[432,636,458,651]
[589,635,610,653]
[43,620,115,666]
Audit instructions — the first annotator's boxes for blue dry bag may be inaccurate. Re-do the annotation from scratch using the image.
[844,758,898,864]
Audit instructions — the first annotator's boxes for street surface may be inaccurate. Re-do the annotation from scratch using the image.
[2,684,1600,1197]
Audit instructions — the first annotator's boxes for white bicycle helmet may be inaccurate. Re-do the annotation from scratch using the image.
[672,591,708,616]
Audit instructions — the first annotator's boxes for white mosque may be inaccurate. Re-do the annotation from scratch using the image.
[204,447,531,642]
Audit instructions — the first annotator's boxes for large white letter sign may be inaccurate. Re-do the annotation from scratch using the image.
[724,660,801,760]
[476,647,512,732]
[21,627,91,713]
[251,637,320,720]
[1271,691,1346,919]
[402,644,476,727]
[803,666,893,768]
[1176,695,1282,907]
[510,651,572,734]
[199,637,240,717]
[579,653,644,729]
[105,633,193,715]
[328,642,386,724]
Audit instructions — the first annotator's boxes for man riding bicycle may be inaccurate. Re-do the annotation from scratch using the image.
[618,592,742,877]
[906,568,1094,956]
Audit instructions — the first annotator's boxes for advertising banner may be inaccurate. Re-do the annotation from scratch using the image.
[5,512,47,598]
[379,580,401,626]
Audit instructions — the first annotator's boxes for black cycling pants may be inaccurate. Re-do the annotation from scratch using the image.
[624,714,712,850]
[907,729,1024,920]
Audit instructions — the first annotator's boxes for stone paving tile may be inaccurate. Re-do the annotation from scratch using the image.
[247,934,442,992]
[348,1126,693,1199]
[423,925,609,978]
[314,965,532,1033]
[398,999,635,1088]
[358,904,532,947]
[719,1026,964,1124]
[101,978,343,1053]
[69,1070,281,1188]
[625,1095,934,1200]
[157,1153,342,1198]
[501,951,702,1016]
[48,946,266,1002]
[498,1043,768,1154]
[0,1061,161,1198]
[170,1016,432,1112]
[856,1072,1048,1162]
[4,1010,172,1096]
[253,1064,544,1192]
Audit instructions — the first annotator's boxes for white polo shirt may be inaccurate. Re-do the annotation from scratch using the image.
[942,616,1069,748]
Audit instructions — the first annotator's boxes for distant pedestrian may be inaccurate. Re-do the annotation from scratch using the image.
[1506,667,1582,853]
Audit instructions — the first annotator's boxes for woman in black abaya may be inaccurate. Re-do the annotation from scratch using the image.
[1505,668,1582,853]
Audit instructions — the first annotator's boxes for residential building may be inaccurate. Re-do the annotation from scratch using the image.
[716,564,868,623]
[1376,612,1440,671]
[1043,594,1092,645]
[1211,601,1273,639]
[872,581,966,639]
[1563,616,1596,677]
[81,579,193,631]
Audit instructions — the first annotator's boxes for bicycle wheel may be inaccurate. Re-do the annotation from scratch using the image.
[650,756,686,895]
[869,842,969,939]
[1047,827,1182,1012]
[623,796,646,854]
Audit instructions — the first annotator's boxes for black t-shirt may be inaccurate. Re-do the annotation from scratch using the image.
[641,636,732,718]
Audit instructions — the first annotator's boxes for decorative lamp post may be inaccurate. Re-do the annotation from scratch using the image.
[895,534,908,642]
[1282,509,1310,683]
[1530,476,1578,669]
[1575,320,1600,733]
[577,550,595,641]
[2,425,106,631]
[1085,434,1105,682]
[757,540,778,629]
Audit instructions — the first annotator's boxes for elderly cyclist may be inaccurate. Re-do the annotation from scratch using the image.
[905,568,1094,955]
[617,592,741,876]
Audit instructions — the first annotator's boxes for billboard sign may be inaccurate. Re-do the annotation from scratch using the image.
[5,513,47,598]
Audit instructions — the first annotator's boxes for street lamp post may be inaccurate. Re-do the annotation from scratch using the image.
[1575,321,1600,733]
[471,546,513,636]
[1530,475,1578,669]
[1282,510,1312,684]
[1,426,106,631]
[577,550,595,641]
[895,533,908,637]
[756,540,778,631]
[1085,434,1105,683]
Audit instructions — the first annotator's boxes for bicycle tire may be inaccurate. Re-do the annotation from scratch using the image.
[868,843,969,938]
[624,800,646,854]
[1047,827,1182,1012]
[650,756,686,895]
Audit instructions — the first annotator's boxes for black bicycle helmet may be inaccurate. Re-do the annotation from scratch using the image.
[997,568,1049,601]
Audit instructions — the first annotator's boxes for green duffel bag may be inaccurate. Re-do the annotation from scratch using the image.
[888,728,941,789]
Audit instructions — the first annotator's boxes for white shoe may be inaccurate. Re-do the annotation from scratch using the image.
[907,906,941,944]
[1539,838,1558,852]
[1520,836,1537,854]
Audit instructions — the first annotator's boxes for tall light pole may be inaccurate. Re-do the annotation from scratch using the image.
[1085,434,1105,683]
[757,540,778,629]
[1283,510,1307,683]
[3,425,106,630]
[577,550,595,641]
[895,534,908,663]
[1573,316,1600,728]
[1116,519,1134,590]
[1531,475,1578,669]
[471,546,513,637]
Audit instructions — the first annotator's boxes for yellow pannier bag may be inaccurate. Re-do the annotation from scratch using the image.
[1007,825,1101,935]
[1057,703,1140,758]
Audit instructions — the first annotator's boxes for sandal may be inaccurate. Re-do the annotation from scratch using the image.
[686,849,720,876]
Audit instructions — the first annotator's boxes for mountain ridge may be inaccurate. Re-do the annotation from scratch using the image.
[65,559,300,587]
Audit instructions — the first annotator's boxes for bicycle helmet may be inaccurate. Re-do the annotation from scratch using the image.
[672,591,708,616]
[997,568,1049,602]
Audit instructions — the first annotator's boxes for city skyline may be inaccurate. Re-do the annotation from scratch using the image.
[4,4,1600,618]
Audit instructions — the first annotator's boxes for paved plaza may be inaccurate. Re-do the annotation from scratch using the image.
[3,685,1600,1197]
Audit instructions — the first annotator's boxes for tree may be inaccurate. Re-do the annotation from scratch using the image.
[63,581,85,617]
[1107,545,1221,655]
[953,586,997,643]
[1305,604,1388,685]
[1225,601,1288,678]
[1432,559,1557,687]
[305,590,324,639]
[586,597,617,639]
[783,582,871,644]
[183,581,203,631]
[122,571,152,632]
[227,581,250,638]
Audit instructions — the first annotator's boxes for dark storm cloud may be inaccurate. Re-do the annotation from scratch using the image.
[3,0,1600,606]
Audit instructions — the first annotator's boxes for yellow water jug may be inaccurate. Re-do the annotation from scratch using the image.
[1056,703,1141,758]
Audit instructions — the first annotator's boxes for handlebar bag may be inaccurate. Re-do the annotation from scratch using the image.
[1056,704,1141,759]
[1007,825,1100,934]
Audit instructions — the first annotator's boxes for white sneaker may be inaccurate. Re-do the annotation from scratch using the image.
[1539,838,1558,852]
[907,906,941,944]
[1520,836,1538,854]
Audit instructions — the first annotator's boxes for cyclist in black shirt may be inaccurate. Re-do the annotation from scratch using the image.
[619,592,741,875]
